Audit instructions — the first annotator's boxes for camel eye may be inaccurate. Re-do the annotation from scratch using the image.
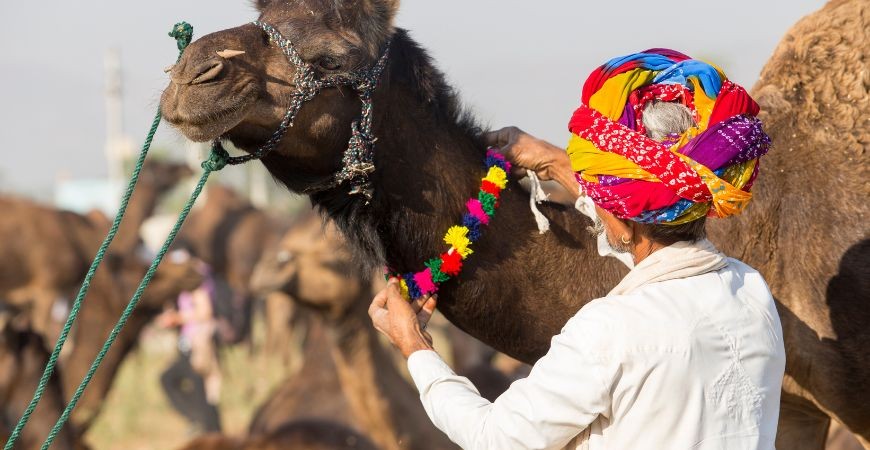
[317,56,342,72]
[276,250,293,264]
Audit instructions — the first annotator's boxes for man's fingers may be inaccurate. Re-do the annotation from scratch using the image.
[367,288,388,319]
[385,280,415,316]
[422,295,437,315]
[483,129,506,147]
[385,278,407,304]
[484,127,521,149]
[411,295,432,314]
[417,295,437,327]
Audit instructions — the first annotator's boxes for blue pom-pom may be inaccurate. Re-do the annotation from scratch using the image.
[462,214,482,242]
[486,154,509,171]
[404,273,422,299]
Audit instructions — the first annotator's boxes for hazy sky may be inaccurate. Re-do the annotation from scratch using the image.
[0,0,825,197]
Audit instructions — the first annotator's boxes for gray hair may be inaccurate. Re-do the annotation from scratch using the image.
[639,100,707,238]
[642,100,696,141]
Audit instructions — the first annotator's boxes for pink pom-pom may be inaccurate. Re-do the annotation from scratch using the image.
[466,199,490,225]
[486,149,504,160]
[414,268,438,296]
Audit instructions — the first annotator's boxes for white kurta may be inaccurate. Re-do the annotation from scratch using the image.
[407,241,786,450]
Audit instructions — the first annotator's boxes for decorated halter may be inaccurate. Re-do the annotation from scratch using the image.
[568,49,771,224]
[213,21,391,201]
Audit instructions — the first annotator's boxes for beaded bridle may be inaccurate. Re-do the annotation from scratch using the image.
[214,20,392,201]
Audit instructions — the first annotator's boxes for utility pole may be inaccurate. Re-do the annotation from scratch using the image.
[104,48,133,184]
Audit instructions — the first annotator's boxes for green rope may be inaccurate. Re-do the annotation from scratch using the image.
[4,21,196,450]
[40,146,228,449]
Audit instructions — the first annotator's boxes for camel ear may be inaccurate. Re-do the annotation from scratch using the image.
[251,0,273,12]
[376,0,400,16]
[343,0,400,20]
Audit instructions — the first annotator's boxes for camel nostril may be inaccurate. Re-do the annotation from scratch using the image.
[189,60,225,85]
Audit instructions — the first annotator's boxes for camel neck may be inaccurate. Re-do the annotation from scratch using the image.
[113,185,159,255]
[310,30,491,272]
[329,300,457,450]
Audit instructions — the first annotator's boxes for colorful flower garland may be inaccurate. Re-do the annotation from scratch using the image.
[388,148,510,300]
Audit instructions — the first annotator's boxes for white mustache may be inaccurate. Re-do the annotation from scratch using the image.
[587,218,605,237]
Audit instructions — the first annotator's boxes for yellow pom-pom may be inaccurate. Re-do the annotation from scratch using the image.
[444,226,473,259]
[399,279,410,299]
[483,167,508,189]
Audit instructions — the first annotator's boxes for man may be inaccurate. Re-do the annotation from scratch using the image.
[369,49,785,449]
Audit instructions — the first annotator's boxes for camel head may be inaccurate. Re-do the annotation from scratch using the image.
[161,0,399,191]
[104,249,204,314]
[140,160,194,195]
[250,214,366,320]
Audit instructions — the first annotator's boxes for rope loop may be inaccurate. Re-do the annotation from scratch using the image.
[202,144,230,172]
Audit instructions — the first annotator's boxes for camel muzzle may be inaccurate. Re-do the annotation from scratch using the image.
[170,58,225,86]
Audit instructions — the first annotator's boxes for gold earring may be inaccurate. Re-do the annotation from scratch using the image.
[620,235,631,245]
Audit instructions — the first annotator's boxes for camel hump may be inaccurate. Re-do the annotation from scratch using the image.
[754,0,868,155]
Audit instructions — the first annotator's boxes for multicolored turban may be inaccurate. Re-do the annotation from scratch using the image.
[567,48,771,224]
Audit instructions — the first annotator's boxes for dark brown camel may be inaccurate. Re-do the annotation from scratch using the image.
[0,160,203,432]
[160,0,868,448]
[249,212,457,450]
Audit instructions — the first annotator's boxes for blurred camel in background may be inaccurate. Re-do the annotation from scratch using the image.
[0,160,203,437]
[0,307,84,450]
[178,184,289,347]
[245,212,456,450]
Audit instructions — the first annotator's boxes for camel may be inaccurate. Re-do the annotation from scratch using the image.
[0,160,203,433]
[178,184,288,345]
[159,0,869,448]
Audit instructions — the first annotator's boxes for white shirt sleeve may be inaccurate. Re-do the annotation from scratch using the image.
[407,306,617,450]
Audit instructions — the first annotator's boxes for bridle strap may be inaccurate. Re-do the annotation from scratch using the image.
[216,20,391,202]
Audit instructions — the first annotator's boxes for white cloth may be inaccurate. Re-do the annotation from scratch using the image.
[407,240,785,450]
[574,193,635,269]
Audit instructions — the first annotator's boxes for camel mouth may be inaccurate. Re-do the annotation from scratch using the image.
[161,82,260,143]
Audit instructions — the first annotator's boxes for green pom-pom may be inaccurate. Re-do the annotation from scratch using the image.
[479,191,497,216]
[425,258,450,283]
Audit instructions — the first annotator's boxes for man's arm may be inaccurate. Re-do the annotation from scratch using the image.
[368,281,616,450]
[405,309,615,450]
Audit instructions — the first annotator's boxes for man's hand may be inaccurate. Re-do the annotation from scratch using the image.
[484,126,571,181]
[485,126,581,200]
[368,278,437,358]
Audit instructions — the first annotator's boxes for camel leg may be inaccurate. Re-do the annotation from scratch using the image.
[778,393,831,450]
